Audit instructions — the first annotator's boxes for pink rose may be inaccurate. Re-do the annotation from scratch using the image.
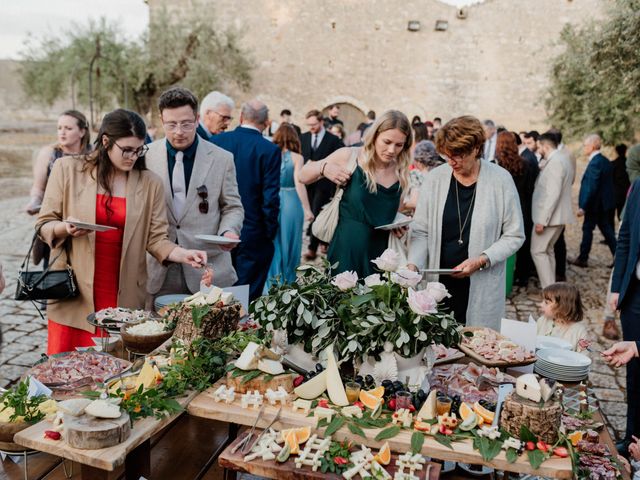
[364,273,384,287]
[407,288,438,316]
[425,282,451,302]
[391,268,422,288]
[331,271,358,291]
[371,248,400,272]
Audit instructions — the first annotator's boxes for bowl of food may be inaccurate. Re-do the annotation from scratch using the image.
[92,336,119,352]
[120,319,174,354]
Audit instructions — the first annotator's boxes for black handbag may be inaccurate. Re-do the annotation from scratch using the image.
[15,226,78,302]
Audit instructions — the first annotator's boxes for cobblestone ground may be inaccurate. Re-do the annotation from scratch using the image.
[0,170,628,439]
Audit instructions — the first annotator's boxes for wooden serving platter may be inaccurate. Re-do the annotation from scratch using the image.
[219,430,441,479]
[458,326,536,368]
[188,380,573,478]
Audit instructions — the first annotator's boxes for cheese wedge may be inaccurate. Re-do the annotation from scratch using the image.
[258,359,284,375]
[293,371,327,399]
[58,398,91,417]
[235,342,261,370]
[515,373,542,402]
[417,390,437,420]
[325,346,349,406]
[84,399,121,419]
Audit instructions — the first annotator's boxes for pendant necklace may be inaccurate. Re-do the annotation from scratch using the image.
[454,177,477,245]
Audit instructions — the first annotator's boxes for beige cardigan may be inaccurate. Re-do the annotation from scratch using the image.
[37,156,176,333]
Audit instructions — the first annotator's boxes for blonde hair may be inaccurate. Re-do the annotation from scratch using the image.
[360,110,412,194]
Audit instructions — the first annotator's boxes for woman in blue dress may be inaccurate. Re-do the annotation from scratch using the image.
[265,124,314,290]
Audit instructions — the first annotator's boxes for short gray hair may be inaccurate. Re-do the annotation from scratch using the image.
[414,140,442,168]
[483,119,496,129]
[200,91,235,118]
[584,133,602,149]
[241,99,269,125]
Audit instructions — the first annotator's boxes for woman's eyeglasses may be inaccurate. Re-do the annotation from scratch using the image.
[197,185,209,214]
[113,142,149,159]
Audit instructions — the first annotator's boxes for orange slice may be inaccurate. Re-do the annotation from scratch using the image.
[373,442,391,465]
[285,430,299,454]
[568,431,584,446]
[280,426,311,444]
[367,386,385,398]
[473,401,495,424]
[459,402,474,421]
[359,389,383,410]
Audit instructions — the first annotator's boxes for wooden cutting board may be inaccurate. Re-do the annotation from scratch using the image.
[219,430,441,479]
[458,327,536,368]
[65,412,131,450]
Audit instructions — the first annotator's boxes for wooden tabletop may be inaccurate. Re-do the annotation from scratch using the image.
[188,380,574,479]
[13,391,197,472]
[219,430,442,479]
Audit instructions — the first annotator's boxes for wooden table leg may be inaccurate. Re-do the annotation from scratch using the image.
[125,439,151,480]
[80,464,111,479]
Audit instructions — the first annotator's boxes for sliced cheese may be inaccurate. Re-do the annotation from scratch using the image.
[84,399,121,419]
[58,398,91,417]
[314,406,336,420]
[540,378,557,403]
[515,373,542,402]
[235,342,261,370]
[293,370,327,399]
[258,359,284,375]
[205,286,224,303]
[417,390,437,420]
[135,362,156,390]
[325,346,349,406]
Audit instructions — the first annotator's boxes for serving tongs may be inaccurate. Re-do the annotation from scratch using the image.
[100,357,146,398]
[242,406,282,454]
[231,404,265,454]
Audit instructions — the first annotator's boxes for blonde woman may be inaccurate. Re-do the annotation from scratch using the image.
[299,110,411,276]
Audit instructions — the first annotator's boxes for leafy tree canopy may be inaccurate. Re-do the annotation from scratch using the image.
[546,0,640,143]
[19,5,253,122]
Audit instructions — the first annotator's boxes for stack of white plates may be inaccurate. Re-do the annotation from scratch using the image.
[154,294,188,311]
[534,348,591,382]
[536,335,573,351]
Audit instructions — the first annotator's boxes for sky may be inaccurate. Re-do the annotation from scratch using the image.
[0,0,483,60]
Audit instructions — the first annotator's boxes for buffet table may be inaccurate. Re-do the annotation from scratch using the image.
[188,379,575,479]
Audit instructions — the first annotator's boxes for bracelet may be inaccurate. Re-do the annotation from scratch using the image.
[320,161,327,178]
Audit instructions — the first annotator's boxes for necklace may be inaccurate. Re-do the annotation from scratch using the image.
[454,178,477,245]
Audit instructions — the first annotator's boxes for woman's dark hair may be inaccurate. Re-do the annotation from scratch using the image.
[615,143,627,159]
[86,109,147,215]
[496,131,524,176]
[273,123,301,154]
[413,122,429,144]
[411,115,422,126]
[60,110,91,152]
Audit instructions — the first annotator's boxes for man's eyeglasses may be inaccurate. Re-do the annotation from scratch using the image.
[163,121,196,132]
[197,185,209,214]
[212,111,233,122]
[113,142,148,159]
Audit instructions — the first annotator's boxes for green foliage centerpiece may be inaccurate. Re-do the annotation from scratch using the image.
[251,248,461,365]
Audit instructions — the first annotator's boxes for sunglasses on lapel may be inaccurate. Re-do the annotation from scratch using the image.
[197,185,209,214]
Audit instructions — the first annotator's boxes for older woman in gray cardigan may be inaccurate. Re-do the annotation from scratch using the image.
[407,116,524,330]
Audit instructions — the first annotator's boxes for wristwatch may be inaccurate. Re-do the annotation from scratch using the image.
[478,254,491,271]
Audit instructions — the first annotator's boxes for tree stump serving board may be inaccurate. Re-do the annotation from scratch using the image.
[64,412,131,450]
[499,392,562,444]
[225,371,294,394]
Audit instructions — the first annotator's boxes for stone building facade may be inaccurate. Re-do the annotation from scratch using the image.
[150,0,604,133]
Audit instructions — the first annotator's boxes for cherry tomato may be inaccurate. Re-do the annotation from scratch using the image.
[526,441,536,451]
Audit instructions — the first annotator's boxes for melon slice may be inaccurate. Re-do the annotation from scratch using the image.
[293,370,327,399]
[325,347,349,406]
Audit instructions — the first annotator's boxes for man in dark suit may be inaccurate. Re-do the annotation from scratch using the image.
[300,109,344,260]
[570,134,617,267]
[323,104,343,129]
[212,99,281,301]
[610,179,640,454]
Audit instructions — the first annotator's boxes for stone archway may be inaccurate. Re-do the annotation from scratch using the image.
[322,101,366,136]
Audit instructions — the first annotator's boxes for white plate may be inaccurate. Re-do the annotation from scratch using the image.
[195,234,241,245]
[536,336,573,351]
[375,213,412,230]
[536,348,592,368]
[65,221,117,232]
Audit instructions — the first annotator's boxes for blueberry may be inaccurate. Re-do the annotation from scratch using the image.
[365,375,375,385]
[381,379,392,387]
[355,375,364,383]
[417,390,427,401]
[315,363,324,372]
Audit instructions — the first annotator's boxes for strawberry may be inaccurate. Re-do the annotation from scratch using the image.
[388,398,396,411]
[553,447,569,458]
[408,404,416,412]
[317,399,329,408]
[353,401,365,410]
[44,430,61,440]
[334,456,349,465]
[526,441,536,451]
[536,441,549,452]
[293,375,305,387]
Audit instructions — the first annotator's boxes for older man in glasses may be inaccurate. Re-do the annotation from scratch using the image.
[144,87,244,306]
[197,91,235,140]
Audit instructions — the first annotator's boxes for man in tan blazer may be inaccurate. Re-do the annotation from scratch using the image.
[146,87,244,302]
[531,132,575,288]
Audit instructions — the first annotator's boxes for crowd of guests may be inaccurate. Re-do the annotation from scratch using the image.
[11,85,640,462]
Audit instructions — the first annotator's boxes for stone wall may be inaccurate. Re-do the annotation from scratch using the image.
[150,0,605,132]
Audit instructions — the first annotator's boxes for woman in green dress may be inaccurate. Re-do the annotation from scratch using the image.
[299,110,412,276]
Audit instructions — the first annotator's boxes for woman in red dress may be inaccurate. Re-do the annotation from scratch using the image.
[38,109,207,354]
